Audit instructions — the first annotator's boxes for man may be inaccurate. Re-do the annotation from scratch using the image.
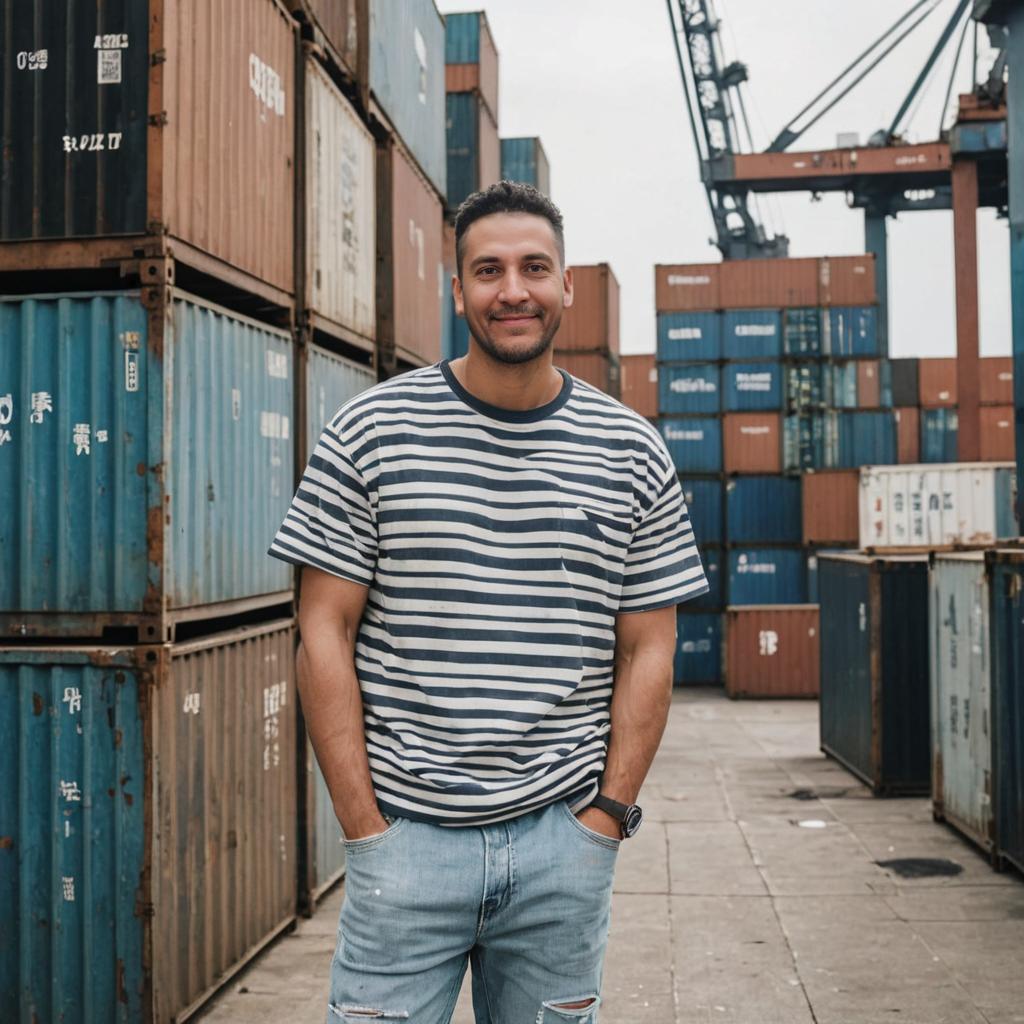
[270,181,708,1022]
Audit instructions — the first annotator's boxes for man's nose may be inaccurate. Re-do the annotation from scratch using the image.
[498,270,529,305]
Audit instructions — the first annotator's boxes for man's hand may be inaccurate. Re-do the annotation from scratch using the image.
[342,809,392,842]
[575,805,621,841]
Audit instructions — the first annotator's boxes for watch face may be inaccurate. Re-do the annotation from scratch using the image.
[622,804,643,838]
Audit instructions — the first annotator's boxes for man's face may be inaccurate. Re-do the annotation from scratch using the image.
[454,212,573,365]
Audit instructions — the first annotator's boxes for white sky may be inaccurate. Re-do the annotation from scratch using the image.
[435,0,1011,358]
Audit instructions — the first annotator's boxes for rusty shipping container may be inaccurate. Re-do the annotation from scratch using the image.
[289,0,361,79]
[919,358,958,407]
[980,406,1015,461]
[377,138,444,369]
[723,413,782,474]
[0,619,298,1023]
[857,359,881,408]
[557,264,620,353]
[303,54,376,351]
[980,357,1014,405]
[620,354,658,419]
[725,606,820,698]
[0,0,297,305]
[655,263,721,313]
[719,257,820,308]
[802,470,860,545]
[444,10,499,122]
[818,254,877,306]
[555,351,619,398]
[895,407,921,463]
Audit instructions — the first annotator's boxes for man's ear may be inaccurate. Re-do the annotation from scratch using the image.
[562,265,574,309]
[453,274,465,316]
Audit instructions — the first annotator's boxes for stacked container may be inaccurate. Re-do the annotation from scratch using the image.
[501,137,551,195]
[555,264,621,396]
[620,353,658,420]
[979,357,1014,461]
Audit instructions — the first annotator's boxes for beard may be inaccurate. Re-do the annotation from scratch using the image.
[467,306,562,365]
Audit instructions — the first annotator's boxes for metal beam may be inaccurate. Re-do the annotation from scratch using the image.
[864,208,891,356]
[953,157,981,462]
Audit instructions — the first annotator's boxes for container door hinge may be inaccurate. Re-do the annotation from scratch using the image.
[148,111,168,128]
[150,48,166,66]
[1008,572,1022,601]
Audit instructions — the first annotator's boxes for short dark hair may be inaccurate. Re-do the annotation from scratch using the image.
[454,180,565,277]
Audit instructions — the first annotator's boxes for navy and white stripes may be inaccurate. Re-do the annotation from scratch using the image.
[270,361,708,825]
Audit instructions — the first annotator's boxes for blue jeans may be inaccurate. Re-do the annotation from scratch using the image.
[326,800,620,1023]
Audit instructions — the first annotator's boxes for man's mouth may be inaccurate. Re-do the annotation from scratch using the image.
[492,311,540,325]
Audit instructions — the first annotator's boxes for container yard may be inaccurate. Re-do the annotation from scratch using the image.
[2,1,1023,1022]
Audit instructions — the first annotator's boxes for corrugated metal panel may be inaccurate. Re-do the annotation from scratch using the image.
[784,413,824,472]
[723,362,782,412]
[674,612,722,685]
[659,417,722,474]
[919,357,958,407]
[929,553,994,854]
[306,55,376,347]
[784,362,826,414]
[657,312,721,361]
[654,263,721,313]
[725,605,820,698]
[818,255,877,306]
[619,354,657,419]
[657,363,720,415]
[722,309,782,359]
[782,308,822,356]
[921,408,959,463]
[310,740,346,896]
[728,548,807,605]
[828,361,860,409]
[370,0,446,196]
[839,410,896,467]
[980,406,1015,461]
[478,102,501,196]
[500,137,550,196]
[0,620,298,1022]
[802,470,860,545]
[858,463,1017,549]
[558,264,620,353]
[822,306,879,356]
[726,476,802,544]
[819,553,931,794]
[723,413,782,474]
[890,359,920,407]
[895,407,921,463]
[681,478,724,546]
[857,359,881,408]
[447,92,478,209]
[555,352,615,395]
[291,1,359,76]
[444,11,498,120]
[720,257,819,308]
[0,291,294,640]
[980,357,1013,405]
[304,344,376,461]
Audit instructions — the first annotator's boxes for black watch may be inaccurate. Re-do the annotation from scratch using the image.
[590,793,643,839]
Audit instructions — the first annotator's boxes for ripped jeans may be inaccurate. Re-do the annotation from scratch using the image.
[326,799,619,1023]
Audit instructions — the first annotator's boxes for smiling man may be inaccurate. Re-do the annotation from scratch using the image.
[270,181,708,1023]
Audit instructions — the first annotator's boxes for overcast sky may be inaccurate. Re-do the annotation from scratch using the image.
[436,0,1011,359]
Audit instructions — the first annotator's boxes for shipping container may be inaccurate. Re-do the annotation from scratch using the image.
[987,549,1024,874]
[818,254,877,306]
[726,476,802,544]
[857,359,887,408]
[818,553,931,794]
[782,307,822,356]
[0,620,298,1023]
[784,411,896,470]
[919,358,958,407]
[444,11,499,121]
[890,358,920,407]
[690,547,724,611]
[500,137,551,196]
[929,553,995,855]
[728,548,807,605]
[681,478,724,546]
[558,264,620,353]
[658,363,721,415]
[0,0,297,304]
[723,362,783,412]
[369,0,447,197]
[858,463,1017,550]
[725,605,820,698]
[895,407,921,464]
[302,344,376,468]
[921,408,959,463]
[980,406,1015,461]
[659,417,722,474]
[445,91,500,212]
[655,263,721,313]
[377,138,445,369]
[723,413,782,474]
[980,357,1013,405]
[822,306,879,356]
[656,311,722,361]
[828,360,861,409]
[619,354,658,419]
[784,414,823,472]
[0,290,294,641]
[555,351,617,397]
[720,257,820,308]
[784,361,827,414]
[802,469,860,545]
[304,55,376,350]
[722,309,782,359]
[290,0,360,78]
[674,612,722,685]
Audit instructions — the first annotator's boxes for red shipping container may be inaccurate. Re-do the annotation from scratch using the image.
[557,264,620,353]
[725,606,820,699]
[620,354,658,419]
[719,257,820,308]
[819,255,877,306]
[655,263,720,313]
[802,470,860,545]
[555,351,617,398]
[857,360,881,408]
[723,413,782,474]
[895,407,920,463]
[919,358,958,407]
[980,358,1013,405]
[980,406,1015,461]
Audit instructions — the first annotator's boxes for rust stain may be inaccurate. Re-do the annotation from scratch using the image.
[117,958,128,1004]
[114,728,123,748]
[0,836,14,850]
[144,502,164,615]
[108,788,116,798]
[124,792,134,806]
[31,692,43,716]
[136,461,148,477]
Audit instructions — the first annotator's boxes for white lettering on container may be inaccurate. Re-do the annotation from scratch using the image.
[667,327,702,341]
[93,34,129,49]
[62,132,122,152]
[124,351,139,392]
[670,378,717,394]
[97,48,122,84]
[263,681,288,771]
[30,391,53,423]
[681,639,712,654]
[665,426,704,441]
[63,687,82,714]
[73,423,91,456]
[0,394,12,447]
[759,630,779,656]
[260,411,290,439]
[740,426,770,436]
[249,54,286,117]
[735,372,773,392]
[266,351,289,379]
[16,50,48,71]
[62,876,76,902]
[232,388,242,421]
[735,324,777,337]
[59,780,82,802]
[667,274,711,286]
[183,692,201,715]
[414,28,428,105]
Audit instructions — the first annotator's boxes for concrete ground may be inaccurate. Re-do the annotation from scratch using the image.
[198,689,1024,1024]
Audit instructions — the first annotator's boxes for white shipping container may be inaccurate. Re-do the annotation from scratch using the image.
[306,56,376,348]
[859,463,1018,550]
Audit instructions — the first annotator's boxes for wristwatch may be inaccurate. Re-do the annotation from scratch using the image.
[590,793,644,839]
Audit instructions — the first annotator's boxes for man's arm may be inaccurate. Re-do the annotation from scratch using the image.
[576,604,677,838]
[297,566,389,841]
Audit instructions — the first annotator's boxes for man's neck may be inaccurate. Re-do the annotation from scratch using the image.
[449,351,564,412]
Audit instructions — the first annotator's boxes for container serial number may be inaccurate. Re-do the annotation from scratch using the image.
[63,132,123,153]
[93,34,129,49]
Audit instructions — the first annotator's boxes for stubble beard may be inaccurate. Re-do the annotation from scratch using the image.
[468,309,563,366]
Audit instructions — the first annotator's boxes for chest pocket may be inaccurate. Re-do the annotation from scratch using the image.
[560,505,632,556]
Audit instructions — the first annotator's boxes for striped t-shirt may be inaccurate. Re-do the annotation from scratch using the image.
[269,361,708,825]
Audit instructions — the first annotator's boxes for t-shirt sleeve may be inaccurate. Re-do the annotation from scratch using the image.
[267,422,377,586]
[618,460,710,613]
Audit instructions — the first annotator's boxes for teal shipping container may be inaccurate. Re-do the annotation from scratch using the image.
[0,291,294,641]
[783,411,896,470]
[728,547,807,605]
[722,309,782,359]
[681,477,724,546]
[921,408,959,463]
[500,137,551,196]
[674,612,722,685]
[723,362,783,412]
[446,91,500,210]
[303,345,377,465]
[726,476,802,544]
[659,417,722,474]
[0,620,298,1023]
[828,361,860,408]
[784,362,827,414]
[658,362,721,415]
[656,311,721,361]
[783,308,822,356]
[822,306,880,356]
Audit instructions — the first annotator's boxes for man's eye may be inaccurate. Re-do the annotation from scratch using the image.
[527,264,546,273]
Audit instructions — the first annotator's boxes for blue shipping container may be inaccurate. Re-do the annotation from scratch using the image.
[305,345,376,463]
[828,361,860,408]
[445,10,485,61]
[728,547,808,605]
[726,476,802,544]
[921,408,959,463]
[783,308,823,356]
[500,137,550,195]
[658,363,721,415]
[723,309,782,359]
[446,92,492,210]
[784,362,827,413]
[659,418,722,474]
[723,362,783,412]
[836,411,897,467]
[656,312,722,361]
[674,612,722,685]
[783,413,826,471]
[681,477,723,546]
[823,306,879,356]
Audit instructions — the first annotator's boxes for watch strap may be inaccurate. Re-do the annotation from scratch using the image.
[590,793,629,821]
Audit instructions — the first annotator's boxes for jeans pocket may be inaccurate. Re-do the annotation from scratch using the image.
[560,801,620,852]
[342,816,405,853]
